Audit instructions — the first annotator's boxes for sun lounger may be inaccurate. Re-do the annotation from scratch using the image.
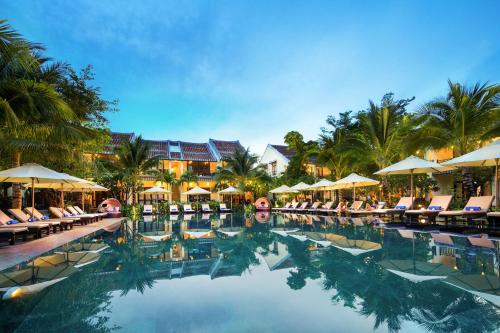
[0,209,50,238]
[350,202,386,217]
[273,202,291,212]
[438,196,494,224]
[25,207,71,227]
[0,226,28,245]
[183,204,195,214]
[294,202,310,212]
[372,197,414,220]
[404,195,453,223]
[487,211,500,225]
[219,203,231,212]
[201,204,213,213]
[284,202,300,211]
[143,204,153,215]
[170,204,180,214]
[316,201,335,214]
[8,208,63,233]
[73,206,107,219]
[305,201,322,213]
[66,206,101,222]
[49,207,87,225]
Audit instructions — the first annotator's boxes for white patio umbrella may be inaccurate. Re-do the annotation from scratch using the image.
[30,173,94,210]
[442,140,500,207]
[379,260,453,283]
[141,186,171,211]
[374,155,455,207]
[47,181,108,211]
[331,173,379,199]
[182,186,211,209]
[218,186,242,211]
[290,182,311,191]
[307,178,336,202]
[0,163,81,217]
[269,185,297,194]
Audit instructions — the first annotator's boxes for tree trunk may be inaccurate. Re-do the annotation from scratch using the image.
[461,168,474,201]
[11,151,22,209]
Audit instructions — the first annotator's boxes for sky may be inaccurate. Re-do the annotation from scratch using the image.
[4,0,500,154]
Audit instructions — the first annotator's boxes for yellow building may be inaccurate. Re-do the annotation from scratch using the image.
[101,133,244,203]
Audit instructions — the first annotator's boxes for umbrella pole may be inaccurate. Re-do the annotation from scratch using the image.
[82,191,85,211]
[31,178,35,218]
[352,183,356,201]
[410,169,414,209]
[496,158,499,208]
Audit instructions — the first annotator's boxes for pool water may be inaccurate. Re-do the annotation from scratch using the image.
[0,213,499,333]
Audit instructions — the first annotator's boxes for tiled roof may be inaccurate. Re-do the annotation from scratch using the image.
[209,139,244,159]
[145,140,169,158]
[271,145,295,160]
[180,142,216,162]
[100,132,134,154]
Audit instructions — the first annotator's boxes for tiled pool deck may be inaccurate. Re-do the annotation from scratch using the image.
[0,218,124,271]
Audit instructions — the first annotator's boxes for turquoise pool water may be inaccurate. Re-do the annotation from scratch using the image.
[0,212,499,332]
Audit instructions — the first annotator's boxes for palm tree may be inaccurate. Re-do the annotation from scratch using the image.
[349,94,414,196]
[412,81,500,199]
[180,170,199,187]
[0,20,96,208]
[213,148,270,192]
[113,135,159,205]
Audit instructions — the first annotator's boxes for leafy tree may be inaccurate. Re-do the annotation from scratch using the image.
[212,148,270,193]
[412,80,500,199]
[180,170,199,186]
[112,135,159,205]
[283,131,319,180]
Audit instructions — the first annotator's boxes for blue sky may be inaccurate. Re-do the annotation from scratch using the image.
[4,0,500,153]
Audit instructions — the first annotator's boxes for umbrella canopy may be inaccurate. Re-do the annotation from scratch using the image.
[331,173,379,198]
[141,186,171,194]
[0,164,82,216]
[290,182,311,191]
[29,173,93,190]
[182,186,211,195]
[329,238,382,256]
[442,140,500,207]
[375,155,455,175]
[443,274,500,307]
[374,156,454,206]
[307,178,335,190]
[218,186,242,194]
[442,140,500,167]
[379,259,453,283]
[269,185,297,194]
[31,252,101,269]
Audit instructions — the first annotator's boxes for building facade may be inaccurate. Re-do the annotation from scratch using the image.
[100,132,244,202]
[259,144,330,178]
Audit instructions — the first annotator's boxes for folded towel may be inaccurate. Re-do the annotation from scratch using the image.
[428,206,441,211]
[465,206,481,211]
[7,219,19,225]
[28,217,37,222]
[395,205,406,209]
[64,213,70,217]
[42,215,49,220]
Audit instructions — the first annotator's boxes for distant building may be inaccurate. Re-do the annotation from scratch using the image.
[96,132,244,202]
[259,144,330,178]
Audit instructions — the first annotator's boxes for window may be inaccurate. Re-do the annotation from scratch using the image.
[270,161,277,176]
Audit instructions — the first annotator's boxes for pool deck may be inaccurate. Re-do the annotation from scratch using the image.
[0,218,124,271]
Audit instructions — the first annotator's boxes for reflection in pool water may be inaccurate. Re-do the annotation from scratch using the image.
[0,212,499,332]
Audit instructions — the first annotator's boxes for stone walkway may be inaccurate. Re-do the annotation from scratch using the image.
[0,218,124,271]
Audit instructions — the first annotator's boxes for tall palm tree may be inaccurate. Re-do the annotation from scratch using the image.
[213,148,270,192]
[349,94,414,196]
[180,170,199,187]
[0,20,96,208]
[113,136,159,205]
[412,81,500,199]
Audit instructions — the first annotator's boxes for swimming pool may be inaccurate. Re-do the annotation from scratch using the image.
[1,212,499,332]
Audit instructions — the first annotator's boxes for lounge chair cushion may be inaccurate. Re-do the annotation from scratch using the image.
[465,206,481,211]
[428,206,441,211]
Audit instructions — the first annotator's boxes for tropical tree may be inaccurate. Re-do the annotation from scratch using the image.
[0,20,101,208]
[180,170,199,186]
[113,136,159,205]
[318,111,359,180]
[283,131,318,180]
[212,148,270,194]
[411,80,500,199]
